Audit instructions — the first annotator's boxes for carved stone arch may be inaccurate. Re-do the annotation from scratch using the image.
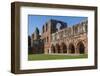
[69,43,75,54]
[75,39,85,47]
[51,44,56,53]
[77,41,85,54]
[61,42,67,53]
[55,43,61,53]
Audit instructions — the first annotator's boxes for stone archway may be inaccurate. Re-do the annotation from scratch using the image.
[61,43,67,53]
[51,44,56,53]
[69,43,75,54]
[55,43,61,53]
[77,41,85,54]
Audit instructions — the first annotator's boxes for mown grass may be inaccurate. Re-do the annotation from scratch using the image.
[28,54,88,61]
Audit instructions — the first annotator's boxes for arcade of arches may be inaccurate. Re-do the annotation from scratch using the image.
[51,41,86,54]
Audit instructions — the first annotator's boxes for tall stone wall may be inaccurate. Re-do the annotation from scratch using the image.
[51,20,88,54]
[41,19,68,54]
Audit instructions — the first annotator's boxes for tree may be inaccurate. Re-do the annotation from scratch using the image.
[28,35,31,46]
[28,35,32,54]
[35,27,39,35]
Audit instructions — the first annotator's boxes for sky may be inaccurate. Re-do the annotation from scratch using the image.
[28,15,87,36]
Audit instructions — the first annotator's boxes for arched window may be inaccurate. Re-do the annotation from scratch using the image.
[56,23,61,31]
[74,26,78,34]
[47,37,49,43]
[82,23,86,32]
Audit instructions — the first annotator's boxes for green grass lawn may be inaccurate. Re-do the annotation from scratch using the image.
[28,54,88,61]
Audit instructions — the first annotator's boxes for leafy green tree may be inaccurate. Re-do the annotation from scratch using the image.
[35,27,39,35]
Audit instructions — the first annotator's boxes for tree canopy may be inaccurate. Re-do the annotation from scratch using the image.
[35,27,39,34]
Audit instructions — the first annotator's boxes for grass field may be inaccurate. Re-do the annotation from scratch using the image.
[28,54,88,61]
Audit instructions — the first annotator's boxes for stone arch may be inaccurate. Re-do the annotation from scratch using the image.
[77,41,85,54]
[61,43,67,53]
[51,44,56,53]
[69,43,75,54]
[75,39,86,47]
[56,23,62,31]
[55,43,61,53]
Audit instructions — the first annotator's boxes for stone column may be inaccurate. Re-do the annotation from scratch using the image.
[49,48,51,54]
[67,47,70,54]
[75,47,79,54]
[60,46,63,54]
[85,46,88,54]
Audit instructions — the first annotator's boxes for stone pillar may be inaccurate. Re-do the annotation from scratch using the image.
[67,47,70,54]
[85,46,88,54]
[49,48,51,54]
[75,47,79,54]
[61,49,64,54]
[60,46,63,53]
